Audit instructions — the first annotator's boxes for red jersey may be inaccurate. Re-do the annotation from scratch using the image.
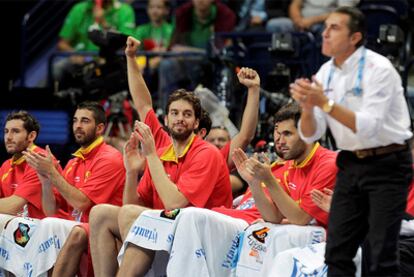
[0,145,67,219]
[280,143,337,227]
[213,161,286,224]
[59,136,125,222]
[145,109,234,169]
[145,109,171,149]
[137,135,233,209]
[220,142,231,163]
[406,178,414,216]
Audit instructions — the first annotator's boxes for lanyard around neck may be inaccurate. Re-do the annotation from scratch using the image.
[325,47,366,96]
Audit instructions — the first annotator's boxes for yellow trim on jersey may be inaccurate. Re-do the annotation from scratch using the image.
[1,168,13,182]
[160,134,196,163]
[282,170,290,194]
[271,159,286,168]
[72,136,104,160]
[2,144,36,182]
[293,142,320,168]
[12,144,36,165]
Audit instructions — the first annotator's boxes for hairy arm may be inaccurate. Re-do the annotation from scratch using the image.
[233,149,283,223]
[0,195,28,215]
[24,146,93,212]
[265,174,312,225]
[38,173,57,216]
[122,132,147,205]
[136,122,188,209]
[125,36,153,121]
[229,68,260,167]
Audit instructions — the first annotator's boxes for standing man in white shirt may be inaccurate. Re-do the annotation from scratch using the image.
[290,6,413,276]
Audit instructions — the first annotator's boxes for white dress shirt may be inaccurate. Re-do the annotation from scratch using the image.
[299,46,412,151]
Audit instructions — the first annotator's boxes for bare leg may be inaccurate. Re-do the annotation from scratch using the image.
[118,204,148,241]
[89,204,122,277]
[51,226,88,277]
[116,245,155,277]
[117,205,154,276]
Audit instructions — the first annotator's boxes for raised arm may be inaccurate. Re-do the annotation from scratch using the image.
[229,68,260,166]
[125,36,153,121]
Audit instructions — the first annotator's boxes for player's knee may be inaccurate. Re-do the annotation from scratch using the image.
[178,207,204,225]
[66,226,88,248]
[118,205,146,233]
[90,204,118,226]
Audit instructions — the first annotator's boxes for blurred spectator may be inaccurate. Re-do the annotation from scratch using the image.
[134,0,172,51]
[53,0,135,88]
[234,0,268,32]
[206,126,231,149]
[170,0,236,49]
[266,0,359,36]
[157,0,236,111]
[134,0,173,93]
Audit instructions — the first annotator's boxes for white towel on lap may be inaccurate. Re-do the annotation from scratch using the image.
[117,209,184,277]
[118,207,248,277]
[267,242,362,277]
[235,223,326,277]
[118,208,183,262]
[166,207,248,277]
[0,215,78,277]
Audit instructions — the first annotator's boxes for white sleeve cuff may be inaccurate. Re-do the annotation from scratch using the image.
[298,108,326,143]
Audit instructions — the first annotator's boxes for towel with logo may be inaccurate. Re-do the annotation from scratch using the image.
[0,216,78,277]
[235,223,326,277]
[166,207,248,277]
[118,207,248,277]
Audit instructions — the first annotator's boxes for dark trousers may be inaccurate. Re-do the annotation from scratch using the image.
[400,236,414,276]
[325,149,412,276]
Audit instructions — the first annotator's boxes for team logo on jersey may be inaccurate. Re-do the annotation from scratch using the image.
[160,209,180,220]
[250,227,270,243]
[14,222,31,247]
[288,182,297,190]
[84,171,91,182]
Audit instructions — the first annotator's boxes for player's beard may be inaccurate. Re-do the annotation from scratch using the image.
[74,128,97,147]
[169,128,194,142]
[281,140,307,161]
[6,137,30,156]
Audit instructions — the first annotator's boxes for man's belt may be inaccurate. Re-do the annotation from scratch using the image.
[353,143,409,159]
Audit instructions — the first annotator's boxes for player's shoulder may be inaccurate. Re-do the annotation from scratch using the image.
[192,137,223,157]
[94,143,123,163]
[311,146,337,169]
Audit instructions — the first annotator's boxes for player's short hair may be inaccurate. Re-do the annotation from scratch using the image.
[6,110,40,136]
